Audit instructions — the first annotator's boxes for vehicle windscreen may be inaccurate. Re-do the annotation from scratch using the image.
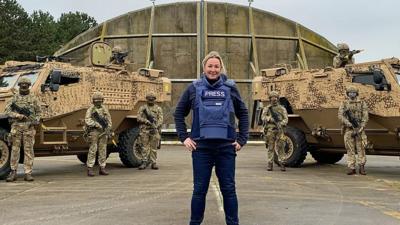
[0,73,18,89]
[14,71,39,90]
[392,65,400,84]
[0,71,39,90]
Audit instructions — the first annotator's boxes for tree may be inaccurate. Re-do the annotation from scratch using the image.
[0,0,31,63]
[56,12,97,45]
[0,1,97,64]
[28,10,58,58]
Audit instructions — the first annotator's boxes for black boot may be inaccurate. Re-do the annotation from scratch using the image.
[267,162,273,171]
[280,163,286,172]
[99,167,109,175]
[347,168,356,175]
[151,163,159,170]
[359,165,366,175]
[24,173,34,182]
[6,170,17,182]
[138,162,147,170]
[87,167,95,177]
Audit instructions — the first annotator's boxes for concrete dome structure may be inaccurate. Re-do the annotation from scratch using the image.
[55,1,337,125]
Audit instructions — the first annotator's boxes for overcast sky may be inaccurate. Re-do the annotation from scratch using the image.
[17,0,400,62]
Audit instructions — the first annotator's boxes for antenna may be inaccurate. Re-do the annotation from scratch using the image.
[248,0,254,6]
[150,0,155,6]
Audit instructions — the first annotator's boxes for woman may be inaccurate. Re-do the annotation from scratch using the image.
[174,51,249,225]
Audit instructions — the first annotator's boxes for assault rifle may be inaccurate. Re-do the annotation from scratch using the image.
[267,106,285,141]
[93,110,117,146]
[10,102,37,123]
[93,110,108,129]
[110,51,129,65]
[143,108,159,134]
[343,109,370,149]
[143,108,161,149]
[338,49,364,67]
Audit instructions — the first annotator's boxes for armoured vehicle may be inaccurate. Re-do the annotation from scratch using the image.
[252,58,400,167]
[0,42,171,178]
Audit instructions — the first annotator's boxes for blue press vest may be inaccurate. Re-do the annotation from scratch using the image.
[191,76,236,141]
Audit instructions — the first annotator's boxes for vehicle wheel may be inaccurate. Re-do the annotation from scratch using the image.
[310,151,344,164]
[274,126,308,167]
[77,154,88,164]
[0,140,11,179]
[118,127,142,167]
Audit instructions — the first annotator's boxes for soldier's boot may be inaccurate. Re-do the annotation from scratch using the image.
[280,163,286,172]
[87,167,95,177]
[347,168,356,175]
[99,167,109,176]
[267,163,273,171]
[359,165,367,175]
[151,163,159,170]
[138,162,147,170]
[24,173,34,182]
[6,170,17,182]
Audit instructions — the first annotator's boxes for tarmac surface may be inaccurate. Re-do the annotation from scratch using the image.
[0,145,399,225]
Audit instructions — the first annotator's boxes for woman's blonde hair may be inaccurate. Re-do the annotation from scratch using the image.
[202,51,226,74]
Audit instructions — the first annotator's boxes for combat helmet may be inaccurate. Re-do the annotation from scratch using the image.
[18,77,31,86]
[337,43,350,51]
[146,92,156,101]
[112,46,122,53]
[346,85,359,94]
[92,91,104,102]
[268,91,279,99]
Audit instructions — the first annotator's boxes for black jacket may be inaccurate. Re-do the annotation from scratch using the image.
[173,74,249,148]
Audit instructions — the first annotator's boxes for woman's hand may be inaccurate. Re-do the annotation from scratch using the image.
[232,141,242,152]
[183,138,197,152]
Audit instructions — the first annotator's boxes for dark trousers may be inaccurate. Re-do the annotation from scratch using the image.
[190,145,239,225]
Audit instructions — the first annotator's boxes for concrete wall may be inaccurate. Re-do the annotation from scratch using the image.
[55,1,337,126]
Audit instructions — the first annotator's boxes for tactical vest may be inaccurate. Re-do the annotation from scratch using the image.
[191,76,236,141]
[344,100,364,122]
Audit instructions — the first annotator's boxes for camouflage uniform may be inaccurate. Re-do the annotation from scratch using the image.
[85,92,112,176]
[338,86,369,175]
[5,77,41,182]
[137,93,163,170]
[261,91,288,171]
[333,43,355,68]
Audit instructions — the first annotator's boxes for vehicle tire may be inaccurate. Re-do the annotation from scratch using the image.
[77,154,88,164]
[274,126,308,167]
[310,151,344,164]
[118,127,142,167]
[0,140,11,179]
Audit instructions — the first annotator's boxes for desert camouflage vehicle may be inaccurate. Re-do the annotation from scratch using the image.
[0,42,171,178]
[252,58,400,167]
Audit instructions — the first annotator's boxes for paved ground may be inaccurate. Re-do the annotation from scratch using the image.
[0,145,399,225]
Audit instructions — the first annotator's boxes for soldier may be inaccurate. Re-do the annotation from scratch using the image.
[137,93,163,170]
[5,77,41,182]
[85,91,112,176]
[333,43,362,68]
[261,91,288,171]
[338,86,369,175]
[110,46,128,65]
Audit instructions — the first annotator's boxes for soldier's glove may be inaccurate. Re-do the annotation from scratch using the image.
[345,121,353,128]
[16,114,26,120]
[95,123,102,129]
[145,120,152,126]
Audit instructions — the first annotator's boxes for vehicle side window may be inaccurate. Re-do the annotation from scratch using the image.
[45,73,79,86]
[392,64,400,84]
[351,70,390,91]
[42,70,80,92]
